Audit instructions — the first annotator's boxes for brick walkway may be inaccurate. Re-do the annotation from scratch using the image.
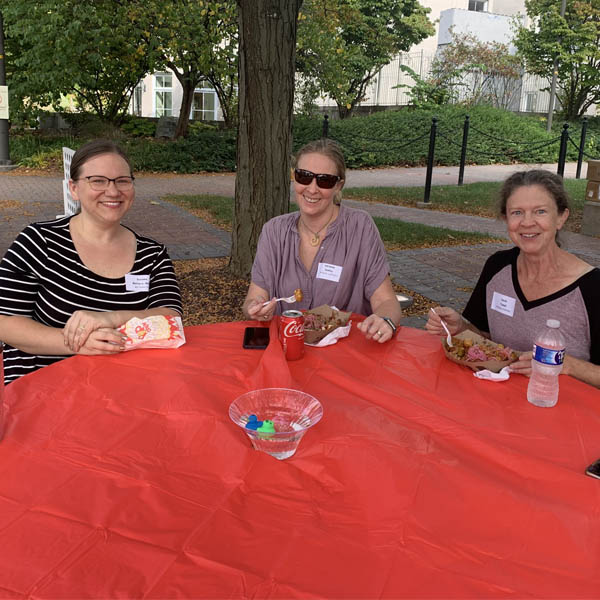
[1,161,597,328]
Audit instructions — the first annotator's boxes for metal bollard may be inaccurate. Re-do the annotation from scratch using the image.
[576,117,588,179]
[557,123,569,177]
[458,115,470,186]
[322,114,329,138]
[423,117,437,204]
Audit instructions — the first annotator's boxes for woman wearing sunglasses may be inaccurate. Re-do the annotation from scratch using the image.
[0,139,182,384]
[242,138,401,343]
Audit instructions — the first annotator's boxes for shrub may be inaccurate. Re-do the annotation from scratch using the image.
[8,105,600,173]
[121,115,157,137]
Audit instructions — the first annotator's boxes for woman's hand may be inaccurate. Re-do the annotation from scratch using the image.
[509,351,533,378]
[64,310,124,353]
[357,314,394,343]
[246,298,276,322]
[425,307,464,337]
[76,327,126,356]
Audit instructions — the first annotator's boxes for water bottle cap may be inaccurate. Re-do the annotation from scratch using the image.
[546,319,560,328]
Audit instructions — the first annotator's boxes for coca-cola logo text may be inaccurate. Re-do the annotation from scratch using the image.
[283,321,304,338]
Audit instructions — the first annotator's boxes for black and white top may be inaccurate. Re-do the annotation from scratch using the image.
[0,216,183,384]
[463,246,600,364]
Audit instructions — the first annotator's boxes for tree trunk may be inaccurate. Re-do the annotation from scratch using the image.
[230,0,302,278]
[173,70,197,139]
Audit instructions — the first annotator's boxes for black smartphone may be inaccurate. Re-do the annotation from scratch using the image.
[585,458,600,479]
[243,327,270,349]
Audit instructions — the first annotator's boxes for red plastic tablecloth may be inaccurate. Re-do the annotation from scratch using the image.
[1,320,600,598]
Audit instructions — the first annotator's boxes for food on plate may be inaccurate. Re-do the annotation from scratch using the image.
[446,336,519,362]
[304,311,345,331]
[302,305,352,345]
[294,288,303,302]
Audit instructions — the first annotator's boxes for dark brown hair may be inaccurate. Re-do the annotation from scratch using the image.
[70,139,133,180]
[294,138,346,204]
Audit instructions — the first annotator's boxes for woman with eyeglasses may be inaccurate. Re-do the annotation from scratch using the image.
[242,138,401,343]
[0,139,182,384]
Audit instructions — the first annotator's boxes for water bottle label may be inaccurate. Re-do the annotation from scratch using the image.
[533,344,565,365]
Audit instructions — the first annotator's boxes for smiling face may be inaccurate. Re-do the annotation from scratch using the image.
[294,152,344,221]
[505,184,569,255]
[69,152,134,225]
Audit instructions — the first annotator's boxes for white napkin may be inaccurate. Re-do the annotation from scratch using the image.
[473,366,511,381]
[305,321,352,347]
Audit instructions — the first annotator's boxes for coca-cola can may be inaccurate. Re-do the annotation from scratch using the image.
[280,310,305,361]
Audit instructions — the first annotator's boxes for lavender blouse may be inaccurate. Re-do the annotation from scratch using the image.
[251,204,390,315]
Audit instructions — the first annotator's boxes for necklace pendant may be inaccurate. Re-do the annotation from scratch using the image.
[310,234,320,247]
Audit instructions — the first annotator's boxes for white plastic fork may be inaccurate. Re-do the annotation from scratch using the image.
[262,294,297,307]
[431,308,453,347]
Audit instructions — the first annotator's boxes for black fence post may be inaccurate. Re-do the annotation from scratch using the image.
[423,117,437,204]
[322,114,329,138]
[458,115,470,186]
[557,123,569,177]
[576,117,588,179]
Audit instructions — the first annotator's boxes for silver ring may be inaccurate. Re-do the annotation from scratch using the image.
[376,330,381,336]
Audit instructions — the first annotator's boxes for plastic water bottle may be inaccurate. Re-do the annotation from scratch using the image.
[527,319,566,408]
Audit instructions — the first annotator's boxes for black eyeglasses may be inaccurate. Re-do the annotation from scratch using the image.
[79,175,135,191]
[294,168,341,189]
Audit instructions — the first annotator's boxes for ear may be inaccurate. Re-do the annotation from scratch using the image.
[68,179,79,201]
[557,208,569,230]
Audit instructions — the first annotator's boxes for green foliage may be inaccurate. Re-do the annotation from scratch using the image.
[121,116,157,138]
[395,65,460,109]
[2,0,163,124]
[139,0,238,136]
[514,0,600,120]
[431,30,523,109]
[296,0,435,119]
[122,129,237,173]
[10,107,600,172]
[322,105,572,168]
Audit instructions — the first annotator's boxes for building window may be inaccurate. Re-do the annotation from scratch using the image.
[155,73,173,117]
[191,81,218,121]
[132,82,143,116]
[525,92,537,113]
[468,0,487,11]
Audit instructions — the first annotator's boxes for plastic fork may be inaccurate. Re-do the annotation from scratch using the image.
[262,294,297,307]
[431,308,453,347]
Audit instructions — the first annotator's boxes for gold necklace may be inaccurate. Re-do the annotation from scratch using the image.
[300,208,336,247]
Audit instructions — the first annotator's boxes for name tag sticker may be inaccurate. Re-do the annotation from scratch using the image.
[491,291,516,317]
[125,274,150,292]
[316,263,343,283]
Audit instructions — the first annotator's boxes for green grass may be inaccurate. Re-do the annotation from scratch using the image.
[343,179,588,232]
[372,217,499,249]
[166,194,501,248]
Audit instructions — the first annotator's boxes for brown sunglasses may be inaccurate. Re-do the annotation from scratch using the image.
[294,168,341,189]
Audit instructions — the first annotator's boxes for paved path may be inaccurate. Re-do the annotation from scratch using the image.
[1,161,596,328]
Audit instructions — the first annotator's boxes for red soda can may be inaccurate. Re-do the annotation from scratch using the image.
[280,310,305,361]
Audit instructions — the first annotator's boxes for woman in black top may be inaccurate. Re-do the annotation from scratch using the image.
[0,139,182,384]
[426,169,600,388]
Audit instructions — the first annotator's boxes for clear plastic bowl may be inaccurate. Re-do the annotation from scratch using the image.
[229,388,323,460]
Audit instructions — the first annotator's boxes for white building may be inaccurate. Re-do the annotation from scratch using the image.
[132,0,592,121]
[130,72,222,122]
[319,0,551,114]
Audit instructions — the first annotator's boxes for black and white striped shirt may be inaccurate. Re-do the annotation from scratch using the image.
[0,216,183,384]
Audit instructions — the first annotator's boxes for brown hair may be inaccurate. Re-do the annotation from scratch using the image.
[498,169,570,246]
[294,139,346,204]
[70,139,133,180]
